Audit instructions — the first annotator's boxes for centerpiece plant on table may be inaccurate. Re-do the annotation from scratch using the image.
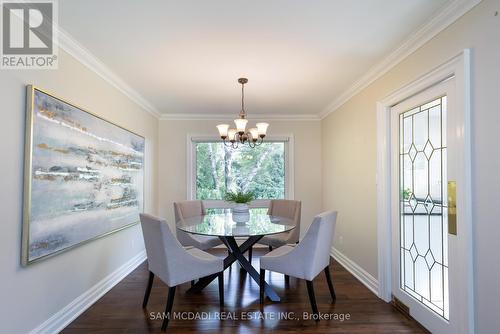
[224,190,255,214]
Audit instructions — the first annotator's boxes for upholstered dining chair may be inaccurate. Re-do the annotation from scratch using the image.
[174,200,223,250]
[140,213,224,331]
[248,200,301,263]
[259,211,338,320]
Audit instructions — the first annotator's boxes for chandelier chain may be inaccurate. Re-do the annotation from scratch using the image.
[240,80,245,118]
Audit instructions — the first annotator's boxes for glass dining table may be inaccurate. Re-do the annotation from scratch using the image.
[177,208,295,302]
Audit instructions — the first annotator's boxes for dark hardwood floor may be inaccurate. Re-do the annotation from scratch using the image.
[63,249,425,333]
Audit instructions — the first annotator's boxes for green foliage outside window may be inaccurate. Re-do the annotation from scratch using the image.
[195,142,285,200]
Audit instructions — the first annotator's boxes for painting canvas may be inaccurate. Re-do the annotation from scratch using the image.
[22,86,144,265]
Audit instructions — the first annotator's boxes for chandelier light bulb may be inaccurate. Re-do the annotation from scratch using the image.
[249,128,259,141]
[234,118,248,134]
[227,128,237,142]
[256,123,269,137]
[216,124,229,138]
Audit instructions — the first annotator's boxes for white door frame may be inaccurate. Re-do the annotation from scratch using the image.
[376,50,474,332]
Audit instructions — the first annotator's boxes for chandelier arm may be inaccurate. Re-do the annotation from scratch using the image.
[231,134,239,149]
[254,137,264,146]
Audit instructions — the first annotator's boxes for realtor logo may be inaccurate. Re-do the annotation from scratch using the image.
[1,0,58,69]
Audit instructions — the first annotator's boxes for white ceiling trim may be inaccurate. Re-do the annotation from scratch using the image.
[56,27,161,119]
[318,0,482,120]
[159,113,320,121]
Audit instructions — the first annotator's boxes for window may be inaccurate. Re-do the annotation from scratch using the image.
[399,96,449,319]
[188,137,293,205]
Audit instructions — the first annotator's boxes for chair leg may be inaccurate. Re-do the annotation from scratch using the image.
[248,245,253,263]
[259,269,265,304]
[284,274,290,285]
[324,265,336,301]
[161,286,176,331]
[142,271,154,308]
[268,245,273,252]
[218,272,224,308]
[305,280,319,321]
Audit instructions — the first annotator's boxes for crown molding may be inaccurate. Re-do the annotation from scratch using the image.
[158,113,321,121]
[56,27,161,119]
[318,0,482,120]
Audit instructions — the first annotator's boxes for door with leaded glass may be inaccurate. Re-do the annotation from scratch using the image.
[390,77,469,333]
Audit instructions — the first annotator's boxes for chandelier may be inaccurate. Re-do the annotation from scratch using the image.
[216,78,269,148]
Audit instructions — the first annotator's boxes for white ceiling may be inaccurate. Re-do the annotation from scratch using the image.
[59,0,450,117]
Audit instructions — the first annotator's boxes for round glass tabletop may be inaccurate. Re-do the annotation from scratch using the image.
[176,209,295,237]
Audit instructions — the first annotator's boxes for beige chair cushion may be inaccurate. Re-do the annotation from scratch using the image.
[260,211,337,281]
[140,213,223,286]
[174,200,205,219]
[259,199,301,247]
[174,200,222,250]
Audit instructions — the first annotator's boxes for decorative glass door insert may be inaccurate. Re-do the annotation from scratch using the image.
[399,96,449,319]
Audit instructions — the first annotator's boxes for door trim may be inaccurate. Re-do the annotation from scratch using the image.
[376,50,473,332]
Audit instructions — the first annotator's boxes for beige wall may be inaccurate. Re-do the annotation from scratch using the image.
[0,50,158,333]
[322,0,500,332]
[2,1,498,332]
[158,119,322,236]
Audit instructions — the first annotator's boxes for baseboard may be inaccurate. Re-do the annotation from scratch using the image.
[29,250,147,334]
[331,247,379,296]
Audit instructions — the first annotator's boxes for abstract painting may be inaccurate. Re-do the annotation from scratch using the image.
[22,86,144,265]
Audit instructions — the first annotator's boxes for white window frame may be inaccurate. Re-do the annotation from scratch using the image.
[187,134,294,209]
